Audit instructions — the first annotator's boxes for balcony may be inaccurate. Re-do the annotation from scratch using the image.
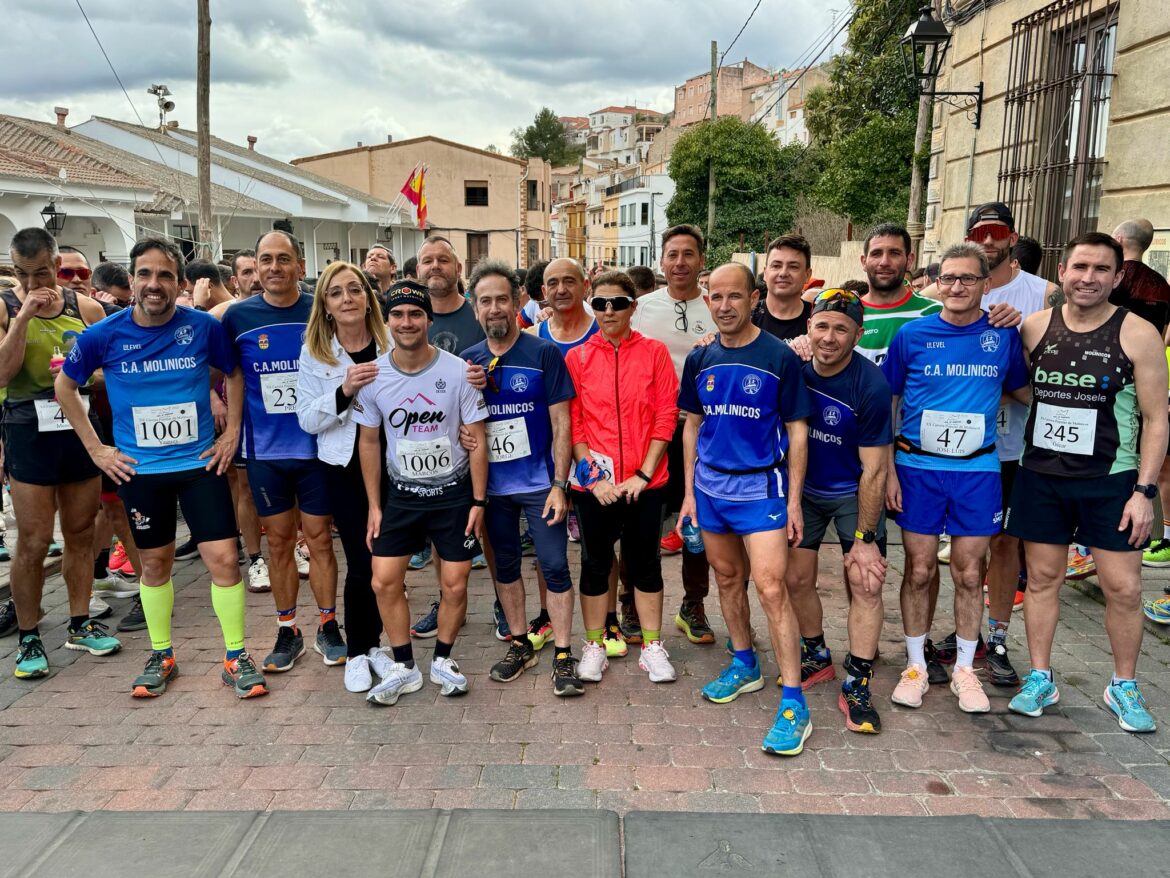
[605,175,645,196]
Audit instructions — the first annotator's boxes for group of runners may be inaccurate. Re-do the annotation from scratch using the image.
[0,201,1164,758]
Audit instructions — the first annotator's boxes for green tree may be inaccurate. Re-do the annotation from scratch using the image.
[803,0,923,225]
[509,108,583,165]
[666,117,822,264]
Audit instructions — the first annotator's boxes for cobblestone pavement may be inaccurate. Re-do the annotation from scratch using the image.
[0,530,1168,816]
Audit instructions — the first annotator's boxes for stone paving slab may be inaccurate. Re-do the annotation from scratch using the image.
[623,813,1170,878]
[2,810,618,878]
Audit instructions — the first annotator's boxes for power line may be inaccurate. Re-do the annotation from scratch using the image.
[752,11,854,128]
[720,0,765,64]
[743,13,845,111]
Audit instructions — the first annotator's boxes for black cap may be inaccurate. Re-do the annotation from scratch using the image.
[966,202,1015,233]
[385,280,433,318]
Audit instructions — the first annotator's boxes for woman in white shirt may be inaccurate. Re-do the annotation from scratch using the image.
[297,262,390,693]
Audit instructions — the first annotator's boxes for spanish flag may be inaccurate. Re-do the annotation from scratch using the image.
[400,165,427,229]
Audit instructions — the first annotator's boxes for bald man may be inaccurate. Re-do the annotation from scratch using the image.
[1111,219,1170,334]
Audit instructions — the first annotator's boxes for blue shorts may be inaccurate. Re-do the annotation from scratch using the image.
[245,458,331,518]
[696,489,786,536]
[895,464,1002,537]
[485,489,571,593]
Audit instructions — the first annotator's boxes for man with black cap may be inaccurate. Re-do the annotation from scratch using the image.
[355,280,489,704]
[785,288,893,735]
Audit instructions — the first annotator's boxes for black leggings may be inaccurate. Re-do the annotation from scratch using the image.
[327,457,382,658]
[574,487,665,597]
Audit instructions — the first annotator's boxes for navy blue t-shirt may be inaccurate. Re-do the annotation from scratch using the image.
[678,331,812,501]
[802,354,893,498]
[221,293,316,461]
[64,306,236,474]
[462,333,576,497]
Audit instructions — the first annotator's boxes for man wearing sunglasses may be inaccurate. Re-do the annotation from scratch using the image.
[57,246,93,297]
[1,228,116,680]
[630,225,716,648]
[883,243,1031,715]
[678,262,812,755]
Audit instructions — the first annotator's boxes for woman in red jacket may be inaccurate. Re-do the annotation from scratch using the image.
[565,271,680,685]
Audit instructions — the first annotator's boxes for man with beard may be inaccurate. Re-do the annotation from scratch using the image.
[417,236,484,354]
[463,260,582,696]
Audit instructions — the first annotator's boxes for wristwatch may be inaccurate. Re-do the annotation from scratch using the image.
[552,479,571,492]
[1134,483,1158,499]
[853,529,877,544]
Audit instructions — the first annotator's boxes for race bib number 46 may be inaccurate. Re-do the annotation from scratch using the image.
[133,402,198,448]
[35,397,89,433]
[1033,402,1096,456]
[919,409,984,457]
[260,372,298,414]
[396,436,454,479]
[486,417,531,463]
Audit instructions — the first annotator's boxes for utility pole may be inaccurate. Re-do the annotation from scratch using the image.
[707,40,717,239]
[906,0,938,267]
[196,0,214,260]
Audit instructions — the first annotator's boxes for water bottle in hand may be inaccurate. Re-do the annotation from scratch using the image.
[680,517,704,553]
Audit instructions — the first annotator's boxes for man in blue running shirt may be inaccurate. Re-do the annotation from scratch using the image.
[222,230,341,675]
[462,260,583,697]
[677,263,814,756]
[883,243,1030,715]
[787,289,892,735]
[56,236,266,699]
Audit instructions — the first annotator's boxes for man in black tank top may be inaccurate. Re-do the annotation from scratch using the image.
[1005,232,1168,735]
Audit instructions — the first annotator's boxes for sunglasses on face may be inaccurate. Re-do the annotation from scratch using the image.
[57,267,92,282]
[590,295,634,313]
[965,223,1013,243]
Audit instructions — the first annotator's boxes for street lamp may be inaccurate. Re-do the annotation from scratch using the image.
[899,5,984,129]
[40,201,66,237]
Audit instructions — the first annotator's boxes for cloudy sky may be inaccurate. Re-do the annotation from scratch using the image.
[2,0,844,162]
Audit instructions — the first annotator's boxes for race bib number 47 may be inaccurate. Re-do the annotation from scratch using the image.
[260,372,298,414]
[35,397,89,433]
[919,409,984,457]
[133,402,198,448]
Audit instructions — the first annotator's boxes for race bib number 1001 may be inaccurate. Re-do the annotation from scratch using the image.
[133,402,198,448]
[919,409,984,457]
[260,372,298,414]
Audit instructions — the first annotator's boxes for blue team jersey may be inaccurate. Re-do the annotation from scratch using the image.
[882,313,1028,473]
[462,333,576,497]
[63,306,236,475]
[221,293,316,461]
[538,317,599,356]
[802,355,894,498]
[678,331,812,501]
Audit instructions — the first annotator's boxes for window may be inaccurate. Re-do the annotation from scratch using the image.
[527,179,540,211]
[465,182,489,206]
[640,247,648,265]
[527,238,540,266]
[466,233,489,274]
[998,0,1118,276]
[641,203,649,225]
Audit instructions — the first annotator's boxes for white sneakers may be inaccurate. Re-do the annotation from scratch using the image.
[577,640,609,682]
[247,556,271,593]
[345,654,373,692]
[367,660,424,705]
[639,642,677,683]
[429,656,469,696]
[294,543,310,578]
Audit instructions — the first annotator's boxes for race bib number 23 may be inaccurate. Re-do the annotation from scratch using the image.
[260,373,298,414]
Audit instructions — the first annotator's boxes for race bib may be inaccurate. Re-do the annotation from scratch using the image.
[486,417,531,463]
[133,402,198,448]
[1032,402,1096,456]
[260,372,298,415]
[995,404,1009,437]
[919,409,984,457]
[570,449,616,487]
[34,397,89,433]
[396,436,454,479]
